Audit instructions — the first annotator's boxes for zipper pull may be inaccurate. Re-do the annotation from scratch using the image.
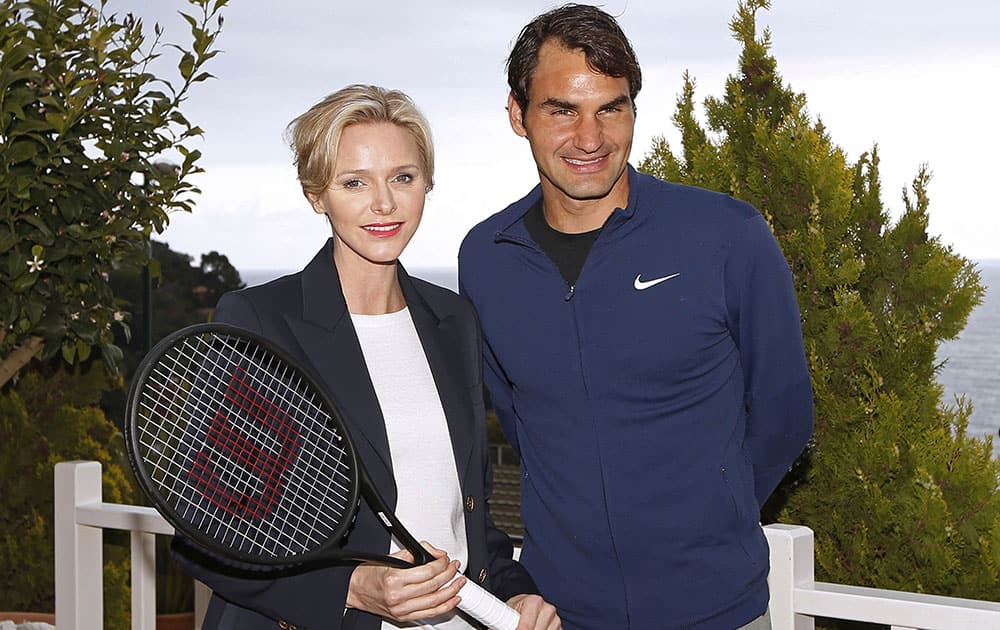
[564,285,575,301]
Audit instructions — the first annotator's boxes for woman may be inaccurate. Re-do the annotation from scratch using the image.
[172,85,560,630]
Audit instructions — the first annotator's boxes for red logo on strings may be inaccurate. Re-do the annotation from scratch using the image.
[187,367,302,520]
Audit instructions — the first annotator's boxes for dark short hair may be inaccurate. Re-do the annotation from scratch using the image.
[506,3,642,114]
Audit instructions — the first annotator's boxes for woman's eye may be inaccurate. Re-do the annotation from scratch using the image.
[393,173,415,184]
[342,179,363,189]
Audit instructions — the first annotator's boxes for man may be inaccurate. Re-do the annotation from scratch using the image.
[458,4,814,629]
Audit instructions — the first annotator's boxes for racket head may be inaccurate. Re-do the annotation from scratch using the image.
[125,323,362,567]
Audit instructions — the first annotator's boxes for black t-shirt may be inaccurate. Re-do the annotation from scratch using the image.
[523,201,602,286]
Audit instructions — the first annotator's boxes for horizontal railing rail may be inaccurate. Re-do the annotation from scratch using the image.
[54,461,210,630]
[53,461,1000,630]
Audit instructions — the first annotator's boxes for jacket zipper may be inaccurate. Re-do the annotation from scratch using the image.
[494,230,578,301]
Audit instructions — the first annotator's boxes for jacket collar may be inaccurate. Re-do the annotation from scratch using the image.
[494,163,643,244]
[287,239,472,494]
[299,239,442,330]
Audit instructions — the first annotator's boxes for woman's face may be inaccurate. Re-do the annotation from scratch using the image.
[309,122,426,271]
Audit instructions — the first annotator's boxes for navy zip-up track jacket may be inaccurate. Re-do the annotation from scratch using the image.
[458,166,814,629]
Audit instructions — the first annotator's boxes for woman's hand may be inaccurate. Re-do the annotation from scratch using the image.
[346,543,464,623]
[507,593,562,629]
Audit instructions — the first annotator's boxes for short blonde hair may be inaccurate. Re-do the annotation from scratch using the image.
[286,84,435,198]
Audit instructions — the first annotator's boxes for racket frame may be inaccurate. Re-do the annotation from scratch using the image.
[124,323,521,629]
[125,322,365,568]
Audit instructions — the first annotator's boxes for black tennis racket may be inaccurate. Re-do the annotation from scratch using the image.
[124,323,519,630]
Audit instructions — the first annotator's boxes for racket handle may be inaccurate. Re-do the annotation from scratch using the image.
[456,579,520,630]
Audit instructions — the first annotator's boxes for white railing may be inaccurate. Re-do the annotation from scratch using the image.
[54,461,210,630]
[54,461,1000,630]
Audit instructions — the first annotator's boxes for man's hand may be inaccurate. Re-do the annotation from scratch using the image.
[507,593,562,629]
[346,543,464,622]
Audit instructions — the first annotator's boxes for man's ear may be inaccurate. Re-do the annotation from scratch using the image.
[508,92,527,138]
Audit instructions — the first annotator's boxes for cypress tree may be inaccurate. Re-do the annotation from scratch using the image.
[639,0,999,600]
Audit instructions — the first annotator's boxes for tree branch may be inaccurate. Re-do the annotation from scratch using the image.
[0,336,45,389]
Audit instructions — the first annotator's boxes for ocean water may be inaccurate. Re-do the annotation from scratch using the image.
[240,263,999,454]
[937,261,1000,454]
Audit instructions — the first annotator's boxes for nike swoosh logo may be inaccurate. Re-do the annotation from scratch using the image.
[634,272,680,290]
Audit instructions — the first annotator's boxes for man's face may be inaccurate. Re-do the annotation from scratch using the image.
[509,40,634,216]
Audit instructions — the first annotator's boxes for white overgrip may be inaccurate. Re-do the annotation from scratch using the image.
[456,579,520,630]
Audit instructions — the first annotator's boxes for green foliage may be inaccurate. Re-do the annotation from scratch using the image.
[100,239,244,612]
[0,362,136,627]
[1,1,235,616]
[107,239,244,379]
[0,237,242,617]
[0,0,227,386]
[639,0,998,603]
[157,535,194,613]
[486,408,507,446]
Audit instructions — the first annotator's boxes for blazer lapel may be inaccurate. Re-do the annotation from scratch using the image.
[280,245,476,504]
[284,242,395,483]
[399,266,475,484]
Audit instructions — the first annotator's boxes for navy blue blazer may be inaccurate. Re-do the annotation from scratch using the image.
[172,239,536,630]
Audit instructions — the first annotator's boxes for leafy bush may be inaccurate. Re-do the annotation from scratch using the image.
[0,362,135,627]
[0,0,226,388]
[1,0,231,620]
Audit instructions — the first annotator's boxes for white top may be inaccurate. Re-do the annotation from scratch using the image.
[351,308,475,630]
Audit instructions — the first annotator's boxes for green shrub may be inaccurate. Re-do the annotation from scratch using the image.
[639,0,999,606]
[0,363,134,627]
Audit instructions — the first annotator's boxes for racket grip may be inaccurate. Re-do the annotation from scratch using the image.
[456,579,520,630]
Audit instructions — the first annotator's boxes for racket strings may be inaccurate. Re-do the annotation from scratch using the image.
[187,366,305,520]
[145,335,346,555]
[135,331,357,561]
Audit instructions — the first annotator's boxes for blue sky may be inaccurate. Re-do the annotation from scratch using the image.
[120,1,1000,272]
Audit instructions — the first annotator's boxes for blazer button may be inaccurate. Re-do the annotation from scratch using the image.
[278,621,297,630]
[465,495,475,512]
[478,567,488,584]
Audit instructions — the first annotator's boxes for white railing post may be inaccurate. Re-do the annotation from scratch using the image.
[55,461,104,630]
[765,524,816,630]
[131,530,158,630]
